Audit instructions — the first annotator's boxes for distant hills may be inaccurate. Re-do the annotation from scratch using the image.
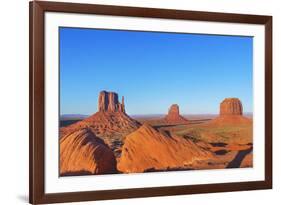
[60,114,89,120]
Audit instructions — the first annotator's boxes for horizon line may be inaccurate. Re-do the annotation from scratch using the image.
[61,112,253,116]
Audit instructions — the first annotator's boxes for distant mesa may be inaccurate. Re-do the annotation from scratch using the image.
[60,128,117,176]
[209,98,251,125]
[118,123,213,173]
[164,104,188,124]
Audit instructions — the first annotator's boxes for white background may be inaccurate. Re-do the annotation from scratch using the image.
[0,0,280,204]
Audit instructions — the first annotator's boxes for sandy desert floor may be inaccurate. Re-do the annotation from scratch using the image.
[135,116,253,170]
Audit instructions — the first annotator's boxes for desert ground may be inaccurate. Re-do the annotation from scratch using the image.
[59,91,253,176]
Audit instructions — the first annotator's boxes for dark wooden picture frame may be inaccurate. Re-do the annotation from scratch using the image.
[29,1,272,204]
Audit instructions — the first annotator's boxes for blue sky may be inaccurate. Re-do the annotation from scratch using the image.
[60,27,253,115]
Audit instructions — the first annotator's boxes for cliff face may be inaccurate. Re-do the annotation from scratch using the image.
[164,104,188,124]
[98,91,125,112]
[220,98,243,116]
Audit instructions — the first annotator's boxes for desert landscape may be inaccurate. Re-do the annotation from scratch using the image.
[59,91,253,176]
[59,27,253,176]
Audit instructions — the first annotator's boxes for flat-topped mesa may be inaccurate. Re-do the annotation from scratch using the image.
[220,98,243,116]
[207,98,251,126]
[98,91,125,113]
[164,104,188,123]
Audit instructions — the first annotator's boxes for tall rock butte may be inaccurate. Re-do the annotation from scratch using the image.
[220,98,243,116]
[164,104,188,124]
[98,91,125,112]
[60,91,140,157]
[209,98,251,125]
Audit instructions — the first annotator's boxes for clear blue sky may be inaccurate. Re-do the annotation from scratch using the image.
[60,27,253,115]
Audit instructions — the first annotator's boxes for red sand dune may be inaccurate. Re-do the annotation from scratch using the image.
[118,123,213,173]
[60,128,117,175]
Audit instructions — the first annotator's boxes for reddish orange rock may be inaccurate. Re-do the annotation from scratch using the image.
[98,91,125,112]
[209,98,251,126]
[117,124,213,173]
[164,104,188,124]
[60,91,140,157]
[60,91,140,138]
[220,98,243,116]
[60,128,117,176]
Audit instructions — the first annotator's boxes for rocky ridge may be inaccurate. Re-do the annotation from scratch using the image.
[60,128,117,176]
[118,123,213,173]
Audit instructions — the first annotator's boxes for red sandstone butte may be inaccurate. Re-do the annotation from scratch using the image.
[164,104,188,124]
[98,91,125,113]
[60,91,140,153]
[220,98,243,116]
[210,98,251,125]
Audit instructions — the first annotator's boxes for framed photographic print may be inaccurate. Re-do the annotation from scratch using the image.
[29,1,272,204]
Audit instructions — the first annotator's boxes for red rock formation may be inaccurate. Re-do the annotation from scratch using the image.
[61,91,139,137]
[220,98,243,116]
[169,104,180,116]
[98,91,125,112]
[209,98,251,126]
[60,128,117,176]
[121,96,125,112]
[118,124,213,173]
[164,104,188,124]
[60,91,140,156]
